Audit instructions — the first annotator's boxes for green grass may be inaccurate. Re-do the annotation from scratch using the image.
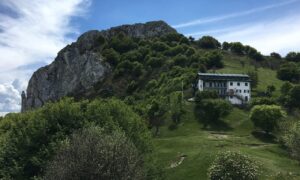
[215,54,284,97]
[154,105,300,179]
[153,57,299,179]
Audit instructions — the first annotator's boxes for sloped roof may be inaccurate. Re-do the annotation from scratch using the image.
[198,73,251,81]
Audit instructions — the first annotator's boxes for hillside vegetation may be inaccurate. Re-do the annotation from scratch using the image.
[1,22,300,179]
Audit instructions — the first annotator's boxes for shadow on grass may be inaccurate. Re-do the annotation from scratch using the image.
[201,120,233,131]
[251,130,277,143]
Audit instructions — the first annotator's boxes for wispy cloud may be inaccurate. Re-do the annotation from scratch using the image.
[223,18,300,55]
[193,14,300,55]
[0,0,90,113]
[173,0,299,28]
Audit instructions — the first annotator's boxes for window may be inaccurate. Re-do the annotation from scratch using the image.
[230,82,233,86]
[209,82,212,87]
[245,82,248,86]
[236,89,238,93]
[224,82,227,87]
[230,96,233,99]
[244,90,246,93]
[239,90,242,93]
[245,96,248,102]
[248,90,250,93]
[237,82,240,86]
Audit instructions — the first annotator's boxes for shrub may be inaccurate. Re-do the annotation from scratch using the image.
[250,97,277,107]
[281,121,300,162]
[45,127,144,180]
[208,151,259,180]
[250,105,286,134]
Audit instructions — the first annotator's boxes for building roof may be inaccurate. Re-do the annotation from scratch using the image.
[198,73,251,81]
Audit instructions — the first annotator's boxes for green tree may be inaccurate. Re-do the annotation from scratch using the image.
[222,41,230,50]
[204,51,223,69]
[266,85,276,97]
[208,151,259,180]
[281,82,293,94]
[151,41,169,52]
[281,121,300,162]
[110,32,137,53]
[195,98,232,129]
[197,36,221,49]
[173,54,188,67]
[250,105,286,134]
[0,98,152,179]
[230,42,244,55]
[102,48,120,66]
[287,85,300,108]
[285,52,300,62]
[44,127,144,180]
[147,99,167,136]
[277,62,300,82]
[169,92,184,126]
[270,52,282,59]
[247,71,258,89]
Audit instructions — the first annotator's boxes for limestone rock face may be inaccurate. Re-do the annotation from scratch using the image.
[22,20,176,111]
[23,48,109,111]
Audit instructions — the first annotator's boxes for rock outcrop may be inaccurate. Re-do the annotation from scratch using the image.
[22,21,177,111]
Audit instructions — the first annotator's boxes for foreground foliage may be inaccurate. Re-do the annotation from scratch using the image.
[45,126,144,180]
[0,98,152,179]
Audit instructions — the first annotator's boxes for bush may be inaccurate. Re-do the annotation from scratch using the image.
[45,127,144,180]
[250,105,286,133]
[250,97,277,107]
[194,90,218,102]
[281,121,300,162]
[208,151,259,180]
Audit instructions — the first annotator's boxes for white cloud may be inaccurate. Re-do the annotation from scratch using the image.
[213,15,300,55]
[0,0,90,113]
[173,0,299,28]
[0,83,20,112]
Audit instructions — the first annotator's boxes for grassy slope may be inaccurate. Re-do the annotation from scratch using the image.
[153,55,299,179]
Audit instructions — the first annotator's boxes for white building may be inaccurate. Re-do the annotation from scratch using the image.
[197,73,251,105]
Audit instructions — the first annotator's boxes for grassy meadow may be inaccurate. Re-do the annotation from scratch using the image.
[153,55,300,179]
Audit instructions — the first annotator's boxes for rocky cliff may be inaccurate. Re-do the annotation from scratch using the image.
[22,21,177,111]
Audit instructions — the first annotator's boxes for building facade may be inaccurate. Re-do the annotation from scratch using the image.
[197,73,251,104]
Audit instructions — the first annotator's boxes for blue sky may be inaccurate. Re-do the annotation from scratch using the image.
[1,0,300,114]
